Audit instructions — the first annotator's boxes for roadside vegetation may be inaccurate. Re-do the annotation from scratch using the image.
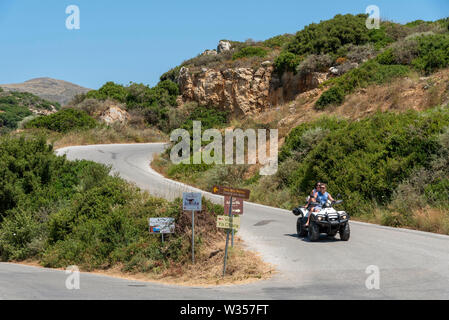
[0,88,60,134]
[0,135,271,284]
[2,13,449,281]
[25,108,97,133]
[156,106,449,235]
[152,14,449,235]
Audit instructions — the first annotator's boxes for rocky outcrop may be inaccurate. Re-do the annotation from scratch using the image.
[100,106,129,124]
[217,41,232,53]
[178,65,273,115]
[29,105,58,116]
[178,64,329,115]
[202,49,218,56]
[269,71,329,106]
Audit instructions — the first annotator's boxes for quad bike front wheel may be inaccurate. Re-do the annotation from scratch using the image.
[308,221,320,242]
[297,217,308,237]
[339,223,350,241]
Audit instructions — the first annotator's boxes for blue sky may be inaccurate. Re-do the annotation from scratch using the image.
[0,0,448,89]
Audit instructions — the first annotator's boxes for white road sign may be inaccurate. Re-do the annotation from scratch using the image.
[149,218,175,234]
[183,192,202,211]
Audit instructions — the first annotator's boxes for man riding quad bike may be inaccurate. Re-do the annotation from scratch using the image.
[293,196,350,242]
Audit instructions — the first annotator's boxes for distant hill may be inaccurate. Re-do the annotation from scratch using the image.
[0,78,91,106]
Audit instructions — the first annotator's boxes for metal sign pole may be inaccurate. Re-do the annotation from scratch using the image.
[231,205,235,248]
[223,196,233,277]
[162,233,164,244]
[192,210,195,264]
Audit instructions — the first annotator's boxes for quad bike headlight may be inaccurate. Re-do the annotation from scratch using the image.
[340,213,347,219]
[317,216,324,221]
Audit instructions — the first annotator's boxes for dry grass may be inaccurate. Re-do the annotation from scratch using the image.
[245,68,449,145]
[15,238,274,287]
[49,125,167,149]
[144,237,274,286]
[369,206,449,235]
[151,153,170,176]
[412,207,449,235]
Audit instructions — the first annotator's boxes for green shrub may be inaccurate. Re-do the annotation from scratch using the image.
[263,34,294,48]
[286,14,376,56]
[315,86,345,109]
[274,51,302,74]
[86,82,128,102]
[0,105,32,129]
[315,60,410,109]
[80,80,179,132]
[26,108,97,133]
[424,178,449,204]
[180,105,229,133]
[232,46,268,60]
[412,34,449,74]
[0,209,43,260]
[376,48,396,65]
[0,91,60,131]
[279,108,449,215]
[0,135,220,272]
[160,66,182,83]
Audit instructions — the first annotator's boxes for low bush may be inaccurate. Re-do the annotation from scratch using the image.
[315,87,345,109]
[25,108,97,133]
[0,91,60,131]
[296,54,334,75]
[316,60,410,108]
[86,82,128,102]
[232,47,268,60]
[274,51,302,74]
[263,34,294,48]
[412,34,449,74]
[278,108,449,216]
[0,136,223,273]
[71,79,180,132]
[0,104,32,129]
[343,43,376,63]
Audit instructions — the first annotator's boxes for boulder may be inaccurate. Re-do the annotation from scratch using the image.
[100,105,129,124]
[217,40,232,53]
[202,49,218,56]
[329,67,339,75]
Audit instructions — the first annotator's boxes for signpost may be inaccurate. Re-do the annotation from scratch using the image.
[212,186,250,277]
[149,218,175,243]
[224,196,244,247]
[216,215,241,230]
[212,186,250,200]
[183,192,202,264]
[224,196,244,216]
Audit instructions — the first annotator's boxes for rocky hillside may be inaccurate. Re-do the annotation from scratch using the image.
[169,15,449,117]
[178,62,326,116]
[0,77,90,106]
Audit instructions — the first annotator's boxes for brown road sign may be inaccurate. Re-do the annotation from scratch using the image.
[224,196,244,215]
[212,186,250,200]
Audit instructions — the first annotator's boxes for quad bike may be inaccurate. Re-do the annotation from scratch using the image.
[292,198,350,242]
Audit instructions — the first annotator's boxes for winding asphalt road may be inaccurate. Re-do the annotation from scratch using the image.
[1,143,449,300]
